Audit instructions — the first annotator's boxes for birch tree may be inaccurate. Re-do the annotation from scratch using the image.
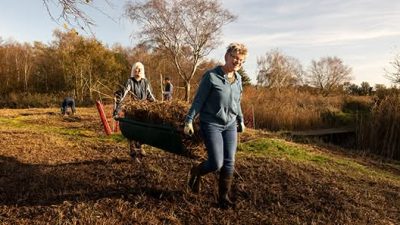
[256,50,304,89]
[125,0,235,101]
[307,56,352,95]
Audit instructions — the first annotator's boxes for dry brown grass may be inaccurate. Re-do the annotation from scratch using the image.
[242,87,347,131]
[0,107,399,224]
[357,95,400,160]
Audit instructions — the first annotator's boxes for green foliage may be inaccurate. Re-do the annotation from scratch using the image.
[238,138,331,163]
[59,128,96,138]
[321,110,355,127]
[341,97,373,113]
[100,133,125,143]
[0,117,24,128]
[238,138,400,179]
[345,82,373,96]
[237,67,252,86]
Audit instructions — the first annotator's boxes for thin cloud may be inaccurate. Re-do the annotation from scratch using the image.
[238,29,400,48]
[219,0,400,85]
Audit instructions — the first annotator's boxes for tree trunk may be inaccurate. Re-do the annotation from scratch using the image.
[74,71,79,102]
[185,81,191,102]
[160,73,164,102]
[89,66,92,100]
[23,54,31,92]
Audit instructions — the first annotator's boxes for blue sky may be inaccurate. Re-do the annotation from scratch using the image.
[1,0,400,86]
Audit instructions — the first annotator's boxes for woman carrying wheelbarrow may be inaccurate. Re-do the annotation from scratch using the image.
[113,62,156,160]
[184,43,247,208]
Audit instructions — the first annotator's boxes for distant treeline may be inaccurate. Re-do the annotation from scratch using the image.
[0,29,216,106]
[2,29,400,160]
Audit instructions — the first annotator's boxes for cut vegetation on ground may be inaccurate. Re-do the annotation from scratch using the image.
[0,107,399,224]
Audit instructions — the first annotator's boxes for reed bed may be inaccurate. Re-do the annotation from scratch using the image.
[242,87,344,131]
[357,94,400,160]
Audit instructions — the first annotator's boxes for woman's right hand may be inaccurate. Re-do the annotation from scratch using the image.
[184,123,194,136]
[237,122,245,133]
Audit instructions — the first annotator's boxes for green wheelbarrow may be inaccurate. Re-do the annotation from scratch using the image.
[116,117,186,155]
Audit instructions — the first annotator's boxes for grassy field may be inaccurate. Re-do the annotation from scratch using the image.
[0,107,399,224]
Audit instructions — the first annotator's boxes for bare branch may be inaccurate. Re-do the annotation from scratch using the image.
[256,49,304,89]
[42,0,114,34]
[125,0,235,101]
[307,56,352,95]
[384,54,400,84]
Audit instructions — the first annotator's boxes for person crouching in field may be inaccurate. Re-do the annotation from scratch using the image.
[61,97,76,116]
[184,43,247,208]
[113,62,156,160]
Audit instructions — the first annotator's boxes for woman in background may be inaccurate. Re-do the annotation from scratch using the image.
[113,62,155,160]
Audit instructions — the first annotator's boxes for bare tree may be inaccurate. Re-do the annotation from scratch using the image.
[125,0,236,101]
[384,53,400,84]
[256,49,304,89]
[42,0,112,32]
[306,56,352,95]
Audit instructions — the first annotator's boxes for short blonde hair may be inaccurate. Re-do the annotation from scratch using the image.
[226,43,248,57]
[131,62,145,78]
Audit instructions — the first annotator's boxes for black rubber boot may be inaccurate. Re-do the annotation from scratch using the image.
[129,141,144,160]
[188,162,207,193]
[218,171,234,209]
[129,140,136,159]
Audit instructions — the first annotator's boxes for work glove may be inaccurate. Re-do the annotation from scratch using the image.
[184,122,194,136]
[237,122,245,133]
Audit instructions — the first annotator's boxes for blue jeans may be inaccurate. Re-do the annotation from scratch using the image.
[200,121,238,176]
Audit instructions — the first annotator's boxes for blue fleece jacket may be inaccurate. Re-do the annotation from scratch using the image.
[185,66,243,126]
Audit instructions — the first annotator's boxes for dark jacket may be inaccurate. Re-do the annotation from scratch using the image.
[163,82,173,100]
[61,97,76,114]
[120,77,155,102]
